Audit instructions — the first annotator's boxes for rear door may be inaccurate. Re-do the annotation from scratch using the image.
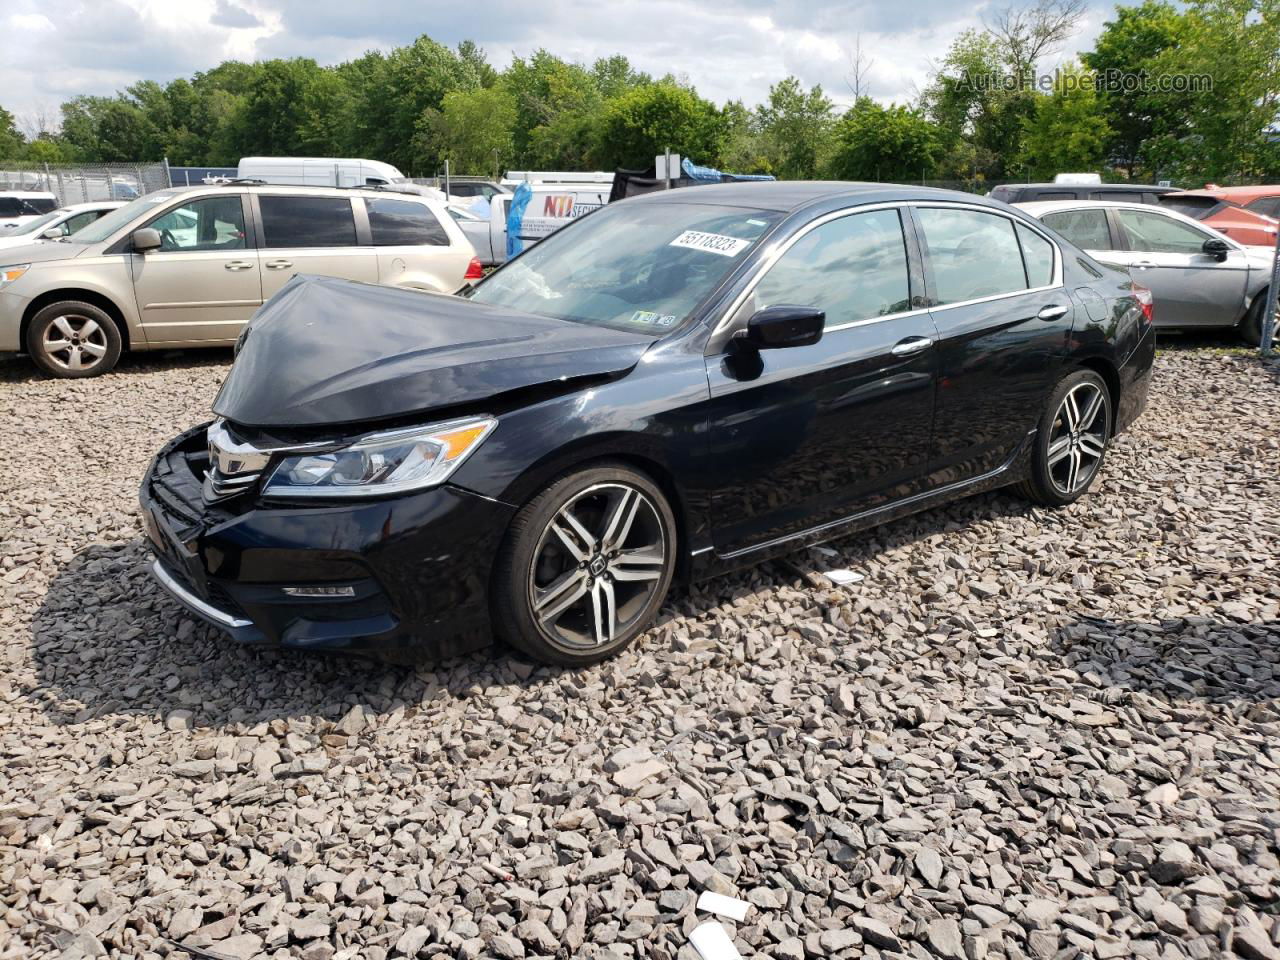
[365,196,467,291]
[128,193,261,344]
[704,206,938,553]
[914,204,1074,487]
[253,194,379,300]
[1112,207,1246,327]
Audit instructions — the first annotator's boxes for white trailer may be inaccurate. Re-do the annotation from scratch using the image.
[236,157,407,188]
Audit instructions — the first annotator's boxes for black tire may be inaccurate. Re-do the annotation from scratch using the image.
[1014,368,1113,507]
[492,463,677,666]
[26,301,122,378]
[1240,292,1271,347]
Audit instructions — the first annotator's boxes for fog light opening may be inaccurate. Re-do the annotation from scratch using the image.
[281,585,356,598]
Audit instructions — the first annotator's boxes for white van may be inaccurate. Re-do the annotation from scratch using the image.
[237,157,407,188]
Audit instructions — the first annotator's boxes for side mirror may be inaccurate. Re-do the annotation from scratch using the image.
[132,227,162,252]
[743,305,825,349]
[41,227,63,240]
[1202,237,1229,261]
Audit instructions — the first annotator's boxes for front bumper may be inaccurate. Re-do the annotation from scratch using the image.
[139,424,516,660]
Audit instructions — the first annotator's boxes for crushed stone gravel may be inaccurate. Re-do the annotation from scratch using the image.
[1,346,1278,960]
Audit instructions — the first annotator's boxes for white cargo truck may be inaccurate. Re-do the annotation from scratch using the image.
[236,157,407,188]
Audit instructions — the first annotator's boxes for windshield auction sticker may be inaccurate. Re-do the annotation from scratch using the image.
[669,230,751,257]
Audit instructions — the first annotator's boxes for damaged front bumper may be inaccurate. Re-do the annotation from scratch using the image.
[139,423,515,660]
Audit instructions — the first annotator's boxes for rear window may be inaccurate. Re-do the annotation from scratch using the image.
[1157,195,1221,220]
[916,207,1028,304]
[1245,197,1280,217]
[367,198,449,246]
[259,196,356,248]
[1017,224,1055,286]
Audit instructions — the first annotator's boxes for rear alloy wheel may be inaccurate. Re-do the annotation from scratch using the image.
[27,301,122,378]
[493,465,676,665]
[1015,369,1112,506]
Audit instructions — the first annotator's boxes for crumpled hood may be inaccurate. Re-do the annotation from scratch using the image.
[213,275,657,428]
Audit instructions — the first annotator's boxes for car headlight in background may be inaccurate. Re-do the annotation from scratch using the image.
[262,417,496,498]
[0,264,30,290]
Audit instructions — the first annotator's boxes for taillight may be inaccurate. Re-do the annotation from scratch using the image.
[1132,282,1154,326]
[464,257,484,280]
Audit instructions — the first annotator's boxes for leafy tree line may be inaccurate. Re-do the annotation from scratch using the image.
[1,0,1276,185]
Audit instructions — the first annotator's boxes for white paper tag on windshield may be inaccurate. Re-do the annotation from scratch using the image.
[670,230,751,257]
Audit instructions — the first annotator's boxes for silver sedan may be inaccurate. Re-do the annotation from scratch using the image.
[1017,199,1275,345]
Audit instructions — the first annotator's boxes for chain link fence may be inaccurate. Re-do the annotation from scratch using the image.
[0,161,172,205]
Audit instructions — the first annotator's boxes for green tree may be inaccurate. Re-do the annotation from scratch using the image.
[223,59,332,158]
[0,106,23,158]
[420,86,517,175]
[503,51,604,167]
[1018,63,1113,179]
[755,77,835,179]
[826,101,941,182]
[1082,1,1187,177]
[1145,0,1280,182]
[592,81,723,169]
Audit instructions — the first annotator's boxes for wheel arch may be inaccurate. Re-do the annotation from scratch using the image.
[21,288,132,352]
[494,440,695,582]
[1076,355,1121,431]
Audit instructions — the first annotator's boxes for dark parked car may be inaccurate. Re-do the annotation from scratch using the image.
[141,183,1155,665]
[990,183,1176,205]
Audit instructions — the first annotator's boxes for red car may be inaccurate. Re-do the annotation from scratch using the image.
[1160,187,1279,247]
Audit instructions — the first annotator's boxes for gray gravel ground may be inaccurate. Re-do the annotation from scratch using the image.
[1,344,1278,960]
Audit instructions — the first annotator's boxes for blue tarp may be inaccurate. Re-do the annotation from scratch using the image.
[680,158,775,183]
[505,181,533,259]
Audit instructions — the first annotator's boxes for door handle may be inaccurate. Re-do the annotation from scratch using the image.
[1037,304,1069,321]
[891,336,934,357]
[265,259,293,270]
[224,260,253,271]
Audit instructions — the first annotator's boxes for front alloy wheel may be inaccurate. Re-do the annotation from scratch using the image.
[494,465,676,665]
[1016,368,1112,506]
[27,300,122,378]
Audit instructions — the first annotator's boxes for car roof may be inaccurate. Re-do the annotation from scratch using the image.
[0,190,56,198]
[620,180,1006,214]
[997,182,1174,193]
[162,182,447,206]
[1185,185,1279,201]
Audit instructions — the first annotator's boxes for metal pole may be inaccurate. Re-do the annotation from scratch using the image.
[444,159,450,200]
[1261,225,1280,358]
[664,148,671,190]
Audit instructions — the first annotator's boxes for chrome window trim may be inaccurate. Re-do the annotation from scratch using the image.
[710,199,1067,342]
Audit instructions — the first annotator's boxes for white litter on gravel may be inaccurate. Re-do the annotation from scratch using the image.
[696,890,751,921]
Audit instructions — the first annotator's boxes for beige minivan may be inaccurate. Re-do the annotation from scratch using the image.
[0,183,480,377]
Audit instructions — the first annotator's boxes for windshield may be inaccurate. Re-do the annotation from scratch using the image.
[9,211,62,235]
[469,201,781,332]
[72,191,183,245]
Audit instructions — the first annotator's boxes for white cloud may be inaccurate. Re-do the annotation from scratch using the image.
[0,0,1114,141]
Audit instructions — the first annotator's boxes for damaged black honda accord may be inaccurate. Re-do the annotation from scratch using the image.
[141,182,1154,665]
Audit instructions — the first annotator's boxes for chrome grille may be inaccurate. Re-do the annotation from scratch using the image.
[203,419,272,503]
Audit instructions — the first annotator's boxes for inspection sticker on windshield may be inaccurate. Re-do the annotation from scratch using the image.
[669,230,751,257]
[630,310,678,326]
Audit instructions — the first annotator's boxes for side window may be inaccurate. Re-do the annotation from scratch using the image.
[751,209,912,327]
[259,196,356,248]
[1096,191,1141,203]
[1040,209,1111,251]
[0,198,23,217]
[1017,224,1055,287]
[64,211,100,235]
[1115,209,1208,254]
[367,198,450,246]
[916,207,1027,305]
[147,196,246,252]
[1246,197,1280,217]
[1032,191,1077,201]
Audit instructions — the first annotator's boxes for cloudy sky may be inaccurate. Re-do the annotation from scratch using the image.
[2,0,1114,132]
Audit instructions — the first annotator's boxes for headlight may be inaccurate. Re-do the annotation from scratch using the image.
[0,264,30,289]
[262,417,496,498]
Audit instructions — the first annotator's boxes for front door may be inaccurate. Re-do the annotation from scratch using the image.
[1112,208,1247,327]
[129,194,261,344]
[913,205,1075,486]
[705,207,938,554]
[254,195,379,301]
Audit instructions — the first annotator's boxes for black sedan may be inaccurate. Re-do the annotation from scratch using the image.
[140,182,1154,665]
